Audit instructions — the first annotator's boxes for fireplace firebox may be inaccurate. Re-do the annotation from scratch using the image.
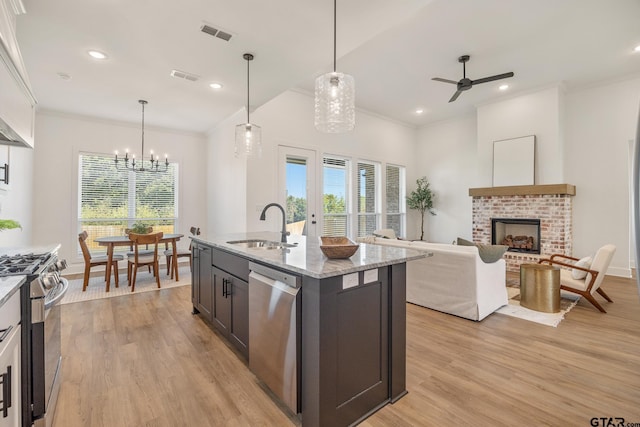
[491,218,541,254]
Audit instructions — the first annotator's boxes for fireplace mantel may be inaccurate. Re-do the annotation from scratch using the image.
[468,184,575,197]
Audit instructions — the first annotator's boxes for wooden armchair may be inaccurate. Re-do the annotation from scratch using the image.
[538,244,616,312]
[127,231,163,292]
[79,231,124,292]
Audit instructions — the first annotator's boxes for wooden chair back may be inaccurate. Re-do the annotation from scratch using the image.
[78,231,92,262]
[188,227,201,250]
[128,232,163,263]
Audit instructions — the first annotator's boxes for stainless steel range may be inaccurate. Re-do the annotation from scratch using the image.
[0,247,67,427]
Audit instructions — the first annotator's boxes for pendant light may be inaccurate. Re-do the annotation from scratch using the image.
[114,100,169,172]
[314,0,355,133]
[235,53,262,157]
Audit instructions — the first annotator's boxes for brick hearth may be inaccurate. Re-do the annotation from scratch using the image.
[469,185,575,272]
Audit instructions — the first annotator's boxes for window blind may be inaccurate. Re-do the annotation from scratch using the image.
[357,161,379,237]
[385,164,405,237]
[322,156,349,236]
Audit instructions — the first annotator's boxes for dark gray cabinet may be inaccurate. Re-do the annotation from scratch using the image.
[191,242,213,320]
[191,244,249,359]
[212,267,249,358]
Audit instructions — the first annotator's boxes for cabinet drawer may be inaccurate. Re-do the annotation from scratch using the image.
[212,248,249,281]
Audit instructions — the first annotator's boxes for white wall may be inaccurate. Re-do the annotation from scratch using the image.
[207,90,419,238]
[477,86,564,186]
[565,76,640,277]
[0,144,33,247]
[206,109,248,235]
[416,113,477,243]
[32,110,207,273]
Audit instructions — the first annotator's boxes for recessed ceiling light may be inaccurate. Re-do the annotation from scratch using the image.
[499,84,509,91]
[209,82,223,90]
[88,50,107,60]
[415,108,424,114]
[634,45,640,53]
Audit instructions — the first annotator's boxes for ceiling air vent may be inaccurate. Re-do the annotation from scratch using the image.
[200,24,233,42]
[170,69,199,82]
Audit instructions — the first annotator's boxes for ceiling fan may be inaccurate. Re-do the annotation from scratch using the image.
[432,55,514,103]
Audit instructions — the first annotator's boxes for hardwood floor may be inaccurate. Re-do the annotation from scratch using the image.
[54,275,640,426]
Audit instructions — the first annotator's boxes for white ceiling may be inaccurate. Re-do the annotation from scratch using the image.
[15,0,640,134]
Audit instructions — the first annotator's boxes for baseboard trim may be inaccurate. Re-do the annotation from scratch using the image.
[607,266,632,278]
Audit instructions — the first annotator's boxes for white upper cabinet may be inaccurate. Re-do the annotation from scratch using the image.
[0,0,36,148]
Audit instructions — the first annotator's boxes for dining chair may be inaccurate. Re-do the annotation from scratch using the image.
[538,244,616,312]
[164,226,200,278]
[78,231,124,292]
[127,231,163,292]
[125,226,154,272]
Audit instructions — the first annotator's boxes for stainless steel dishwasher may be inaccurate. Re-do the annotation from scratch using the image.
[248,262,301,414]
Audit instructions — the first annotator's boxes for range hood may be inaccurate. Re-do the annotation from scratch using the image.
[0,43,36,149]
[0,115,30,147]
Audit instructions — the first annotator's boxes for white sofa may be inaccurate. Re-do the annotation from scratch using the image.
[358,237,508,321]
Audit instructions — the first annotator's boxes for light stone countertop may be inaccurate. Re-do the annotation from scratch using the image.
[0,275,26,308]
[192,231,429,279]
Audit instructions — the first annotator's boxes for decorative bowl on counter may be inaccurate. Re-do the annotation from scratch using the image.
[319,236,359,259]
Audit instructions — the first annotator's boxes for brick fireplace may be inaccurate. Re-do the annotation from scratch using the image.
[469,184,575,272]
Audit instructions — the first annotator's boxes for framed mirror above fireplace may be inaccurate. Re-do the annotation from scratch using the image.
[492,218,541,254]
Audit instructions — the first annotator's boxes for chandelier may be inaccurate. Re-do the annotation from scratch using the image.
[235,53,262,157]
[314,0,355,133]
[114,100,169,172]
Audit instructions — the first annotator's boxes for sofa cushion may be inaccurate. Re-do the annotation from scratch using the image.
[457,237,508,263]
[373,229,397,239]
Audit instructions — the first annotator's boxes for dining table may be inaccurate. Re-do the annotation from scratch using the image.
[95,233,184,292]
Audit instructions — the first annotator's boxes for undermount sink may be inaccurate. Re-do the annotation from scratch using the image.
[227,239,297,250]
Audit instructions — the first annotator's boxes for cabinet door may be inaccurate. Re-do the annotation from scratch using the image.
[212,267,231,335]
[229,277,249,359]
[193,244,213,320]
[0,324,21,427]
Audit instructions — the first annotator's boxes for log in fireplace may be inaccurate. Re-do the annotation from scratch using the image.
[491,218,541,254]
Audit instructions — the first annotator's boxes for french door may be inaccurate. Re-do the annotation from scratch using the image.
[277,146,318,237]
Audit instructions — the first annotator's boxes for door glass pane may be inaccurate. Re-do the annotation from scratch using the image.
[286,157,307,235]
[323,157,349,236]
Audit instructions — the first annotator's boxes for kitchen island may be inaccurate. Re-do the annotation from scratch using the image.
[190,232,428,427]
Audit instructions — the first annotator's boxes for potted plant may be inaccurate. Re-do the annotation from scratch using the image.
[0,219,21,231]
[131,221,151,234]
[406,177,436,241]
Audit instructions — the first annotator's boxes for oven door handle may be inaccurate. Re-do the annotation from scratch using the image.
[0,325,12,343]
[44,278,69,310]
[0,365,11,418]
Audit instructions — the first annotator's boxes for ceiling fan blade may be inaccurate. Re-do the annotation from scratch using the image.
[432,77,458,85]
[471,72,514,85]
[449,90,463,103]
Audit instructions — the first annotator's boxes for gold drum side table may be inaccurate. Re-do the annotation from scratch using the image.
[519,263,561,313]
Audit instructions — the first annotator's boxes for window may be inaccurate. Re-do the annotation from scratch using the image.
[78,153,178,253]
[385,164,405,238]
[322,156,350,236]
[357,161,380,237]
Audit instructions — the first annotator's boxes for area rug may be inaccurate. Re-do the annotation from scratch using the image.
[496,282,581,327]
[61,265,191,305]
